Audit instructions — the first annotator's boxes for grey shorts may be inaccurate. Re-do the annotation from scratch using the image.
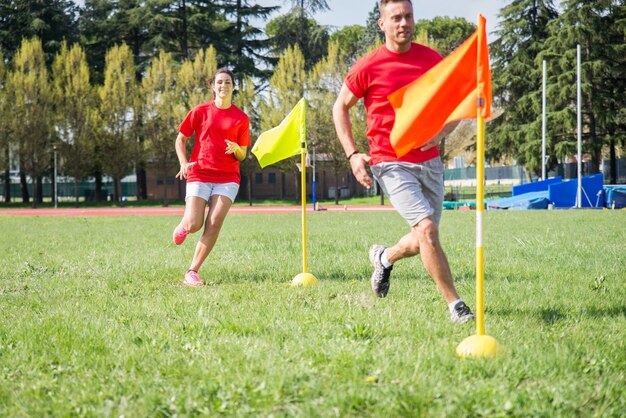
[371,158,444,227]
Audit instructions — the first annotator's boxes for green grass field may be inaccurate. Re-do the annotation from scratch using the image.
[1,210,624,416]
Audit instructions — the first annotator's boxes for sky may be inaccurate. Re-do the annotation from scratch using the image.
[256,0,507,35]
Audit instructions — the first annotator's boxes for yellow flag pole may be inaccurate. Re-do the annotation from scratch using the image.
[301,145,308,274]
[456,22,502,355]
[456,105,502,358]
[476,112,486,336]
[291,99,318,287]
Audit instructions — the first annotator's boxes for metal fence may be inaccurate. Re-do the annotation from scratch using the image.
[1,159,623,202]
[0,181,136,202]
[444,159,625,184]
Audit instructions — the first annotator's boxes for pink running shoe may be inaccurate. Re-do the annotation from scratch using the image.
[173,224,189,245]
[183,270,203,287]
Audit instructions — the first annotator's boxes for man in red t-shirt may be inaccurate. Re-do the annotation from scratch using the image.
[333,0,474,323]
[172,68,250,287]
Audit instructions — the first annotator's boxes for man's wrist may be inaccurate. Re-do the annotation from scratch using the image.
[347,150,359,161]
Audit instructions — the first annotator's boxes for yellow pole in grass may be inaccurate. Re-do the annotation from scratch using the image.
[456,107,503,358]
[291,99,318,287]
[476,113,486,336]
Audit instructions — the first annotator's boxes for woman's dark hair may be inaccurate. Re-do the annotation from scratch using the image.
[210,67,235,86]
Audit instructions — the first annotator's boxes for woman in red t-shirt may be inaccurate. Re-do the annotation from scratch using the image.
[172,68,251,287]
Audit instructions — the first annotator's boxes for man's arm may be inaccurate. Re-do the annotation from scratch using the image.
[333,83,373,189]
[420,121,461,151]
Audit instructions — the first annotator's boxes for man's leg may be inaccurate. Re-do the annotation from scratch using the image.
[385,217,459,303]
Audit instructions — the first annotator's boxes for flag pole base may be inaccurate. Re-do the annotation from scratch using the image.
[456,334,503,358]
[291,272,319,287]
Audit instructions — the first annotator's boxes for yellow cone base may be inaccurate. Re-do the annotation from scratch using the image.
[456,335,504,358]
[291,273,319,287]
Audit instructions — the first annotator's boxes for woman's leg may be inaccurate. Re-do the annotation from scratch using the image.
[188,194,233,272]
[173,196,207,245]
[181,197,208,233]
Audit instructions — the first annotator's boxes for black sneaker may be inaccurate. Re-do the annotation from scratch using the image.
[451,301,475,323]
[369,245,393,297]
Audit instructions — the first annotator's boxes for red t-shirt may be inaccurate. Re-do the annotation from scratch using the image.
[179,101,250,184]
[345,43,443,165]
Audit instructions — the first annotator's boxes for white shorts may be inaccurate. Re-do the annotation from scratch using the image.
[185,181,239,203]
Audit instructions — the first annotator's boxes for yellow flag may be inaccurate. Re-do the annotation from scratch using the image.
[252,98,306,168]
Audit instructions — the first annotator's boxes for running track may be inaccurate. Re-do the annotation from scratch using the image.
[0,205,395,217]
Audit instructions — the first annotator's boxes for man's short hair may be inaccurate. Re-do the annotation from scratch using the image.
[379,0,412,16]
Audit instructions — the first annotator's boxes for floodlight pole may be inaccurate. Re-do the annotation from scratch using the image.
[312,145,317,210]
[541,60,547,181]
[53,145,58,209]
[576,44,582,208]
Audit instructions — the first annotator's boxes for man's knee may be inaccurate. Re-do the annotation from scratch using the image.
[415,217,440,248]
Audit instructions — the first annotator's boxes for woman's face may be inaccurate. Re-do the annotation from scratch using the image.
[212,73,234,100]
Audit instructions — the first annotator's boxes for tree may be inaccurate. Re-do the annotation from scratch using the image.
[141,0,227,62]
[78,0,152,83]
[174,47,217,198]
[284,0,329,15]
[488,0,559,176]
[309,41,367,204]
[329,24,365,63]
[218,0,278,81]
[266,10,329,70]
[99,43,137,203]
[258,45,306,199]
[414,16,475,56]
[235,75,260,205]
[359,2,384,56]
[0,0,79,65]
[177,46,218,110]
[8,38,54,207]
[52,42,98,207]
[0,50,10,203]
[542,0,626,178]
[142,50,182,206]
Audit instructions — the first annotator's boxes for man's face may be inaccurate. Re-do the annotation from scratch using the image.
[378,1,415,46]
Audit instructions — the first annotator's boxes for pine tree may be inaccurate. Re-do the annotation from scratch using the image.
[329,25,365,63]
[0,50,10,202]
[308,41,367,204]
[99,43,137,203]
[359,2,383,56]
[266,11,329,70]
[488,0,559,177]
[235,75,259,205]
[0,0,79,65]
[79,0,151,83]
[218,0,278,81]
[142,50,182,206]
[542,0,626,177]
[258,45,306,199]
[8,38,54,207]
[52,42,98,207]
[286,0,330,15]
[415,16,476,56]
[176,47,218,110]
[142,0,227,62]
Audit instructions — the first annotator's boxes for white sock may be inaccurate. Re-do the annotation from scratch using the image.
[381,249,393,268]
[448,299,462,314]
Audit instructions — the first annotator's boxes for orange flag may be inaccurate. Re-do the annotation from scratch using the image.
[389,15,492,157]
